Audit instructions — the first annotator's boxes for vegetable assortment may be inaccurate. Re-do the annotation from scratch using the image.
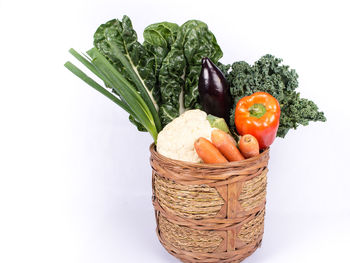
[65,15,326,164]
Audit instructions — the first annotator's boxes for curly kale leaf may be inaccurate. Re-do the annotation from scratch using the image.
[277,92,326,137]
[227,54,326,138]
[217,62,231,80]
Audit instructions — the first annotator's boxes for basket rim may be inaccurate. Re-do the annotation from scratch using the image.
[150,143,269,169]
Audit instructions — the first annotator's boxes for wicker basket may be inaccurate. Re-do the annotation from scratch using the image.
[150,143,270,263]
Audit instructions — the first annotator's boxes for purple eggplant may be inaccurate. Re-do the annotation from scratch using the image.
[198,57,232,123]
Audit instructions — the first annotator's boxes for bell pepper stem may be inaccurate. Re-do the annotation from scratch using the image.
[249,103,266,118]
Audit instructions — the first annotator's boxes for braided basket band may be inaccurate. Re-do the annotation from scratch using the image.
[150,144,269,263]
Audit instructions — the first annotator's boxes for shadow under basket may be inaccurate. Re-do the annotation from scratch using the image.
[150,144,270,263]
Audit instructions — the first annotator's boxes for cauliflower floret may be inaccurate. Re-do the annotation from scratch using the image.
[157,109,214,163]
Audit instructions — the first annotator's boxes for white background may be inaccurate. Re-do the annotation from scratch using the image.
[1,0,350,262]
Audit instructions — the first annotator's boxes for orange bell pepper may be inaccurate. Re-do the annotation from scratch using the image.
[235,92,280,149]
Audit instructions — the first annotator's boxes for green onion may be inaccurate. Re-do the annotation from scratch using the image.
[107,42,162,132]
[65,48,159,142]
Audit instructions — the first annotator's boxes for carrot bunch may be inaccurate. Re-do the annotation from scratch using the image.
[194,130,260,164]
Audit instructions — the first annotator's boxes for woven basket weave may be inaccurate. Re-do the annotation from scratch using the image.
[150,143,269,263]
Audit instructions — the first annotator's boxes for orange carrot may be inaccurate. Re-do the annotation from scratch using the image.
[239,134,260,158]
[211,129,245,162]
[194,137,228,164]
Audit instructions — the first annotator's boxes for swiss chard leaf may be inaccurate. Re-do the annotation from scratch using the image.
[158,29,187,126]
[157,20,223,126]
[181,20,223,109]
[143,22,179,80]
[94,15,161,132]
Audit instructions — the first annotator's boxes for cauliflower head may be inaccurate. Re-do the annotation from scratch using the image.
[157,109,214,163]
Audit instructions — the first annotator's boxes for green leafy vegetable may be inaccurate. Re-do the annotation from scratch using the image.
[66,16,226,139]
[86,16,223,129]
[142,22,180,128]
[182,20,223,109]
[93,16,161,132]
[143,22,180,79]
[158,30,187,126]
[227,54,326,138]
[158,20,223,126]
